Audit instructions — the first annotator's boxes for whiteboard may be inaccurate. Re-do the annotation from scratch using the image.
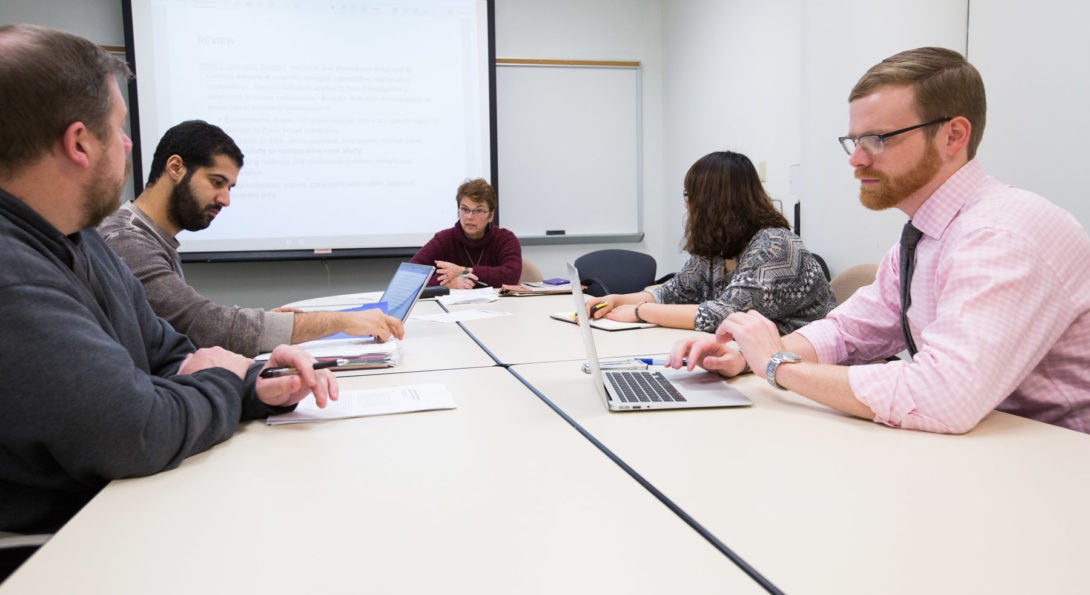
[495,63,642,240]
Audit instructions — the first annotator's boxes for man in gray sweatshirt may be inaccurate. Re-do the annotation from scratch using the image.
[0,24,338,565]
[98,119,404,357]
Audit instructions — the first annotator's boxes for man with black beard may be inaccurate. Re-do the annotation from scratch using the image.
[99,120,404,357]
[669,47,1090,435]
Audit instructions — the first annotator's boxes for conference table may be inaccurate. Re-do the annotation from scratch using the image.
[4,292,1089,594]
[443,291,696,364]
[514,363,1090,594]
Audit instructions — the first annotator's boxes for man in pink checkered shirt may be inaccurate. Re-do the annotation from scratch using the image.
[669,47,1090,434]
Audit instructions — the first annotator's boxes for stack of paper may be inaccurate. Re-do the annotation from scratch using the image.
[257,338,401,370]
[437,287,499,305]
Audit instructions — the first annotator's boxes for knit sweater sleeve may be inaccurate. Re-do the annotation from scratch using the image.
[471,227,522,287]
[100,222,285,356]
[0,227,285,532]
[410,230,451,286]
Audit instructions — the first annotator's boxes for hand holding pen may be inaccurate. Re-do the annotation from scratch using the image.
[259,358,348,378]
[255,345,340,409]
[585,298,611,319]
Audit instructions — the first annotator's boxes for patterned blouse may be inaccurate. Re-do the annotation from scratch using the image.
[650,227,835,334]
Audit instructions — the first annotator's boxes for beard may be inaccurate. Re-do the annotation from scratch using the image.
[856,141,942,211]
[81,157,131,229]
[167,171,220,232]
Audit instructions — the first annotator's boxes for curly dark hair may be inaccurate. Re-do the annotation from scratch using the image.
[683,151,789,258]
[146,120,244,187]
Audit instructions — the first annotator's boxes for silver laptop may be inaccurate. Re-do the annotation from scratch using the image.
[568,262,751,411]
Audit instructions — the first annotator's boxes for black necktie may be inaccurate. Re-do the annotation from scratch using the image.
[899,221,923,358]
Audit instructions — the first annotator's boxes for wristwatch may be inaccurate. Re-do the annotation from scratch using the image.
[765,351,802,389]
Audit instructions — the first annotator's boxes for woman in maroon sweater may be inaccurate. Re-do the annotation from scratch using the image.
[411,178,522,288]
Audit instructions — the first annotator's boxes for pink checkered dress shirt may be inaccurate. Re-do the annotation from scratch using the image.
[798,160,1090,434]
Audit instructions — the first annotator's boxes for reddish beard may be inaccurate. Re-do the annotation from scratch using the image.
[855,141,941,211]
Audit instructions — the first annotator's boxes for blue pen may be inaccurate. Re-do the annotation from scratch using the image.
[635,357,686,366]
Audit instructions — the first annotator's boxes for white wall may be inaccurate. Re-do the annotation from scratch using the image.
[1,0,123,45]
[969,0,1090,230]
[494,0,666,280]
[798,0,968,274]
[661,0,802,273]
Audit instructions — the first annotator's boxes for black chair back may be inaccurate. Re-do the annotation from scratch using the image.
[573,249,657,297]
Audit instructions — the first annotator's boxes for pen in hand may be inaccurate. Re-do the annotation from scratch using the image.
[590,301,608,317]
[260,358,347,378]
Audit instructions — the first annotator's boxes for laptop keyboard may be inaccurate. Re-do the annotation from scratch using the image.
[605,371,686,403]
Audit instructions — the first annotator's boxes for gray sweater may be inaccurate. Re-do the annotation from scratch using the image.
[98,202,293,356]
[0,188,286,534]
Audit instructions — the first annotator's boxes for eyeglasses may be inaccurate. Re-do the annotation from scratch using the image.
[838,117,952,156]
[458,206,491,217]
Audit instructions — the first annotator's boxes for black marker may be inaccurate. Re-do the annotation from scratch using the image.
[259,358,347,378]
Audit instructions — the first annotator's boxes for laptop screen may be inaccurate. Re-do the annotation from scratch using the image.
[380,262,435,321]
[567,262,611,404]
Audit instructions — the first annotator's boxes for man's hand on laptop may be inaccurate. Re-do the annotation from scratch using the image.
[342,309,405,342]
[667,335,748,377]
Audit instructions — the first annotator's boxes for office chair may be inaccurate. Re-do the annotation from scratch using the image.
[573,249,658,297]
[519,258,544,284]
[830,263,878,305]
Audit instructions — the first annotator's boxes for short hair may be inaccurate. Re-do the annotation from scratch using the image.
[146,120,244,187]
[683,151,789,259]
[850,46,987,160]
[0,24,132,178]
[455,178,496,212]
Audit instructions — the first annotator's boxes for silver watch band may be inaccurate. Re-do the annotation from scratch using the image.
[765,351,802,389]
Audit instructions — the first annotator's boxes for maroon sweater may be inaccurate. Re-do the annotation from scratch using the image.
[410,222,522,287]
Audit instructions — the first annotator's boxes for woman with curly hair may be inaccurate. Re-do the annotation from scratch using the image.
[587,151,834,334]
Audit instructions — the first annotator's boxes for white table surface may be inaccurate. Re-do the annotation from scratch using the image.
[1,368,763,594]
[512,361,1090,595]
[447,294,701,365]
[351,300,498,374]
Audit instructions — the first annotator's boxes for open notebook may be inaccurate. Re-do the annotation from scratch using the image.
[550,311,655,331]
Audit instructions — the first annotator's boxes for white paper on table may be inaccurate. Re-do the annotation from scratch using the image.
[255,338,400,361]
[267,383,456,425]
[437,287,499,305]
[413,309,512,323]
